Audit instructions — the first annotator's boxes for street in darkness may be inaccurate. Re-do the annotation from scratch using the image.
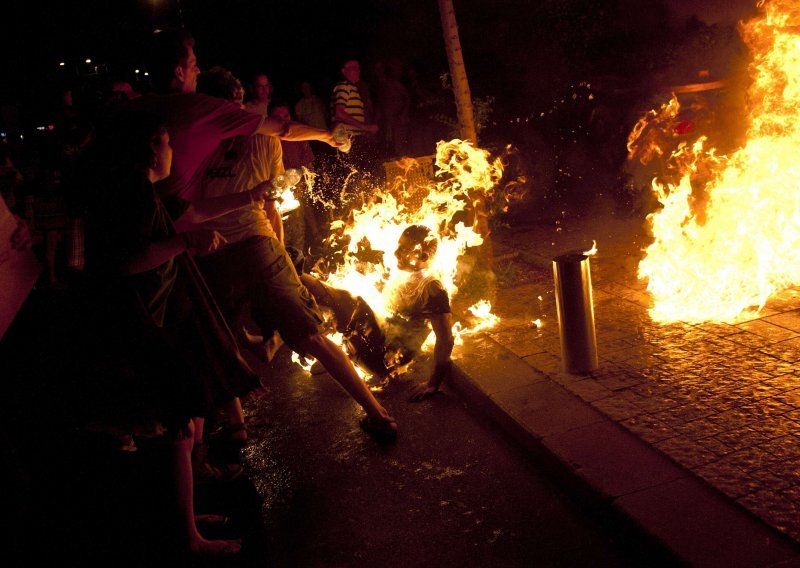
[238,348,679,567]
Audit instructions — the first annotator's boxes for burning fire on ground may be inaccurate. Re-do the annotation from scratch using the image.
[292,139,505,380]
[631,0,800,324]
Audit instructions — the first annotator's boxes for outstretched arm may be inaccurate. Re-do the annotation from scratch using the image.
[408,312,454,402]
[256,117,340,146]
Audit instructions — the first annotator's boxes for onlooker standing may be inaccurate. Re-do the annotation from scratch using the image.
[329,58,380,200]
[374,60,411,157]
[271,103,317,250]
[331,59,378,136]
[82,110,246,560]
[244,72,271,117]
[294,81,328,131]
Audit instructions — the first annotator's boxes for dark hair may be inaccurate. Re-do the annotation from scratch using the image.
[147,28,195,92]
[197,66,241,102]
[401,224,438,256]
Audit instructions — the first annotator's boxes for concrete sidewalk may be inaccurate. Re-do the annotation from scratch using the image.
[449,213,800,567]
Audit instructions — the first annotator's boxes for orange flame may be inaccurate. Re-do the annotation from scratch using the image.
[636,0,800,323]
[300,139,504,377]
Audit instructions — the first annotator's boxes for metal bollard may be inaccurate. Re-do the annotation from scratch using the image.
[553,252,599,374]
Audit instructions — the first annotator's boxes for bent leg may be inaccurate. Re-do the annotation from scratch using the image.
[300,273,358,328]
[298,333,395,426]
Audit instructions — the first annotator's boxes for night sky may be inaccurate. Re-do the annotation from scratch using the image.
[2,0,760,127]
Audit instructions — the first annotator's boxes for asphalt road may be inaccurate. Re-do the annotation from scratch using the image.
[238,348,680,568]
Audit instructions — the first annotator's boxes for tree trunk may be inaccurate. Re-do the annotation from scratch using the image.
[438,0,492,270]
[437,0,477,144]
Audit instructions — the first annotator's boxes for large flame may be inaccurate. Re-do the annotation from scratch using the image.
[302,139,503,378]
[635,0,800,323]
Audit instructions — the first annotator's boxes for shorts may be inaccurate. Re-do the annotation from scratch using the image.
[196,235,324,353]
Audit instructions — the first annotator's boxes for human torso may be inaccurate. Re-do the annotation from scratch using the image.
[199,134,283,244]
[126,93,262,202]
[331,81,365,126]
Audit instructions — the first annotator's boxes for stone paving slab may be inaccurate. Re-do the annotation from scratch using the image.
[452,331,800,567]
[543,421,686,498]
[448,218,800,565]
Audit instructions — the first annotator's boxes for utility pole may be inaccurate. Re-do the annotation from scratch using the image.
[437,0,477,143]
[438,0,492,269]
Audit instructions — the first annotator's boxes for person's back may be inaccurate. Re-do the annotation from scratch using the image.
[200,133,283,243]
[128,92,263,202]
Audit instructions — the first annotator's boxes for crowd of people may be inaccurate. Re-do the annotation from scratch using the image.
[2,28,457,564]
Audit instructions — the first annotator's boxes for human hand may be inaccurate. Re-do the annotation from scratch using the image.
[321,130,343,149]
[10,217,31,251]
[249,182,274,206]
[408,383,438,403]
[185,229,228,254]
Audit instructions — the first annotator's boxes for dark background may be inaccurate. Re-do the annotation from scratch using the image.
[1,0,761,218]
[2,0,757,125]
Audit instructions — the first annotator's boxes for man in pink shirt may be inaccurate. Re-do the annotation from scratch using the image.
[132,31,397,441]
[131,29,339,204]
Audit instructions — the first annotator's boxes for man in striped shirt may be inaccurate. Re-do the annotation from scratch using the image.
[331,59,379,135]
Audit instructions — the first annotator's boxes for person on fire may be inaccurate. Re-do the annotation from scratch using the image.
[300,224,455,402]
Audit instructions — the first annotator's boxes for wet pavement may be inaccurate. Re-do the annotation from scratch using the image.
[6,197,800,565]
[240,348,678,567]
[461,203,800,565]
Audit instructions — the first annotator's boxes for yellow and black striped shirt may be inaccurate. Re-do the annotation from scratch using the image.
[331,80,365,123]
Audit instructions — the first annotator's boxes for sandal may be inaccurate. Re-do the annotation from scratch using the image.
[359,416,398,443]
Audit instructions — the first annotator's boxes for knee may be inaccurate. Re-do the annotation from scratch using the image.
[300,333,327,352]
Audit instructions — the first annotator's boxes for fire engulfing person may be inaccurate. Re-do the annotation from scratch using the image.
[300,224,454,400]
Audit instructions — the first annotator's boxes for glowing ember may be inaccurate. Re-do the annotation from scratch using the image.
[300,139,504,377]
[634,0,800,324]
